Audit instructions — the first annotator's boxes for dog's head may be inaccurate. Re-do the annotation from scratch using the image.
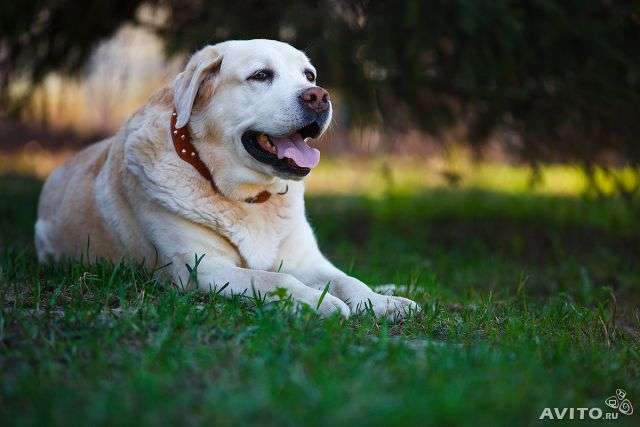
[173,39,331,182]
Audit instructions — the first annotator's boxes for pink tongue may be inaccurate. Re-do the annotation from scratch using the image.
[271,133,320,168]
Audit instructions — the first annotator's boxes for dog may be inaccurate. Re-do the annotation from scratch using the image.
[35,39,419,318]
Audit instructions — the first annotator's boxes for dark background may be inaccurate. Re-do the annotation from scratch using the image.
[2,1,640,182]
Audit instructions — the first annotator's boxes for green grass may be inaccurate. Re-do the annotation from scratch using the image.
[1,173,639,426]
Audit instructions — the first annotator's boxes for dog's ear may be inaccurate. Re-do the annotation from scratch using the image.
[173,46,222,128]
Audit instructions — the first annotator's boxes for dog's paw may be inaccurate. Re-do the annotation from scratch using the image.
[315,293,351,318]
[295,289,350,318]
[349,292,420,320]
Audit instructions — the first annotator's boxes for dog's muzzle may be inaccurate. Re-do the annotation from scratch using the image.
[241,118,327,179]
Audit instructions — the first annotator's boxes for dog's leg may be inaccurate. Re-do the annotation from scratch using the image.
[142,212,350,317]
[184,262,349,317]
[288,260,419,319]
[278,220,420,319]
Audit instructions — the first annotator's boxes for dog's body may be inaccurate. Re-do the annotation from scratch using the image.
[36,39,418,317]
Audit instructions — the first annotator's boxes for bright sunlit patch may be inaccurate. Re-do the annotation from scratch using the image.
[305,156,599,197]
[0,149,635,201]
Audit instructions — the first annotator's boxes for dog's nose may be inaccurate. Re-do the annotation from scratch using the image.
[299,87,330,113]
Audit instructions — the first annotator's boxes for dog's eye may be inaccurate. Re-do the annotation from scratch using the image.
[248,69,274,82]
[304,70,316,82]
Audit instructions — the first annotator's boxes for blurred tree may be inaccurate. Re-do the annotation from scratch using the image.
[0,0,148,111]
[2,0,640,189]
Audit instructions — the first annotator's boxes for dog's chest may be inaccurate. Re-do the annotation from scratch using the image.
[226,204,293,271]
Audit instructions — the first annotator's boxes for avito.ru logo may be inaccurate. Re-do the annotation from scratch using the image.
[539,388,633,420]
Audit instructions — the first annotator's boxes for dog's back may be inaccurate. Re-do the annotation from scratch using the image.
[35,137,120,262]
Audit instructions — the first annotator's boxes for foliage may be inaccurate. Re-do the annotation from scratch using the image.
[161,0,640,171]
[0,0,146,105]
[2,1,640,182]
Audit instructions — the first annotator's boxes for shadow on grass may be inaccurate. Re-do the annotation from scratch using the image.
[307,188,639,304]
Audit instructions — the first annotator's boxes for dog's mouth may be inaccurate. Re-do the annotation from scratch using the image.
[241,122,322,178]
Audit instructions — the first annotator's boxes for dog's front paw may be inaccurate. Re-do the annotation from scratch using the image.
[292,288,350,318]
[349,292,420,320]
[314,292,351,318]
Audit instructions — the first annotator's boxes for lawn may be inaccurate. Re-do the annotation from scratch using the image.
[1,160,639,426]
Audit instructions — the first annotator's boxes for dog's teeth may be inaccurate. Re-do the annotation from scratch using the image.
[257,133,276,151]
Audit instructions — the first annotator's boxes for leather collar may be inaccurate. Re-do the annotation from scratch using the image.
[171,111,275,204]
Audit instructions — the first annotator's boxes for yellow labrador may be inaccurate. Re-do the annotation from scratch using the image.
[35,39,419,318]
